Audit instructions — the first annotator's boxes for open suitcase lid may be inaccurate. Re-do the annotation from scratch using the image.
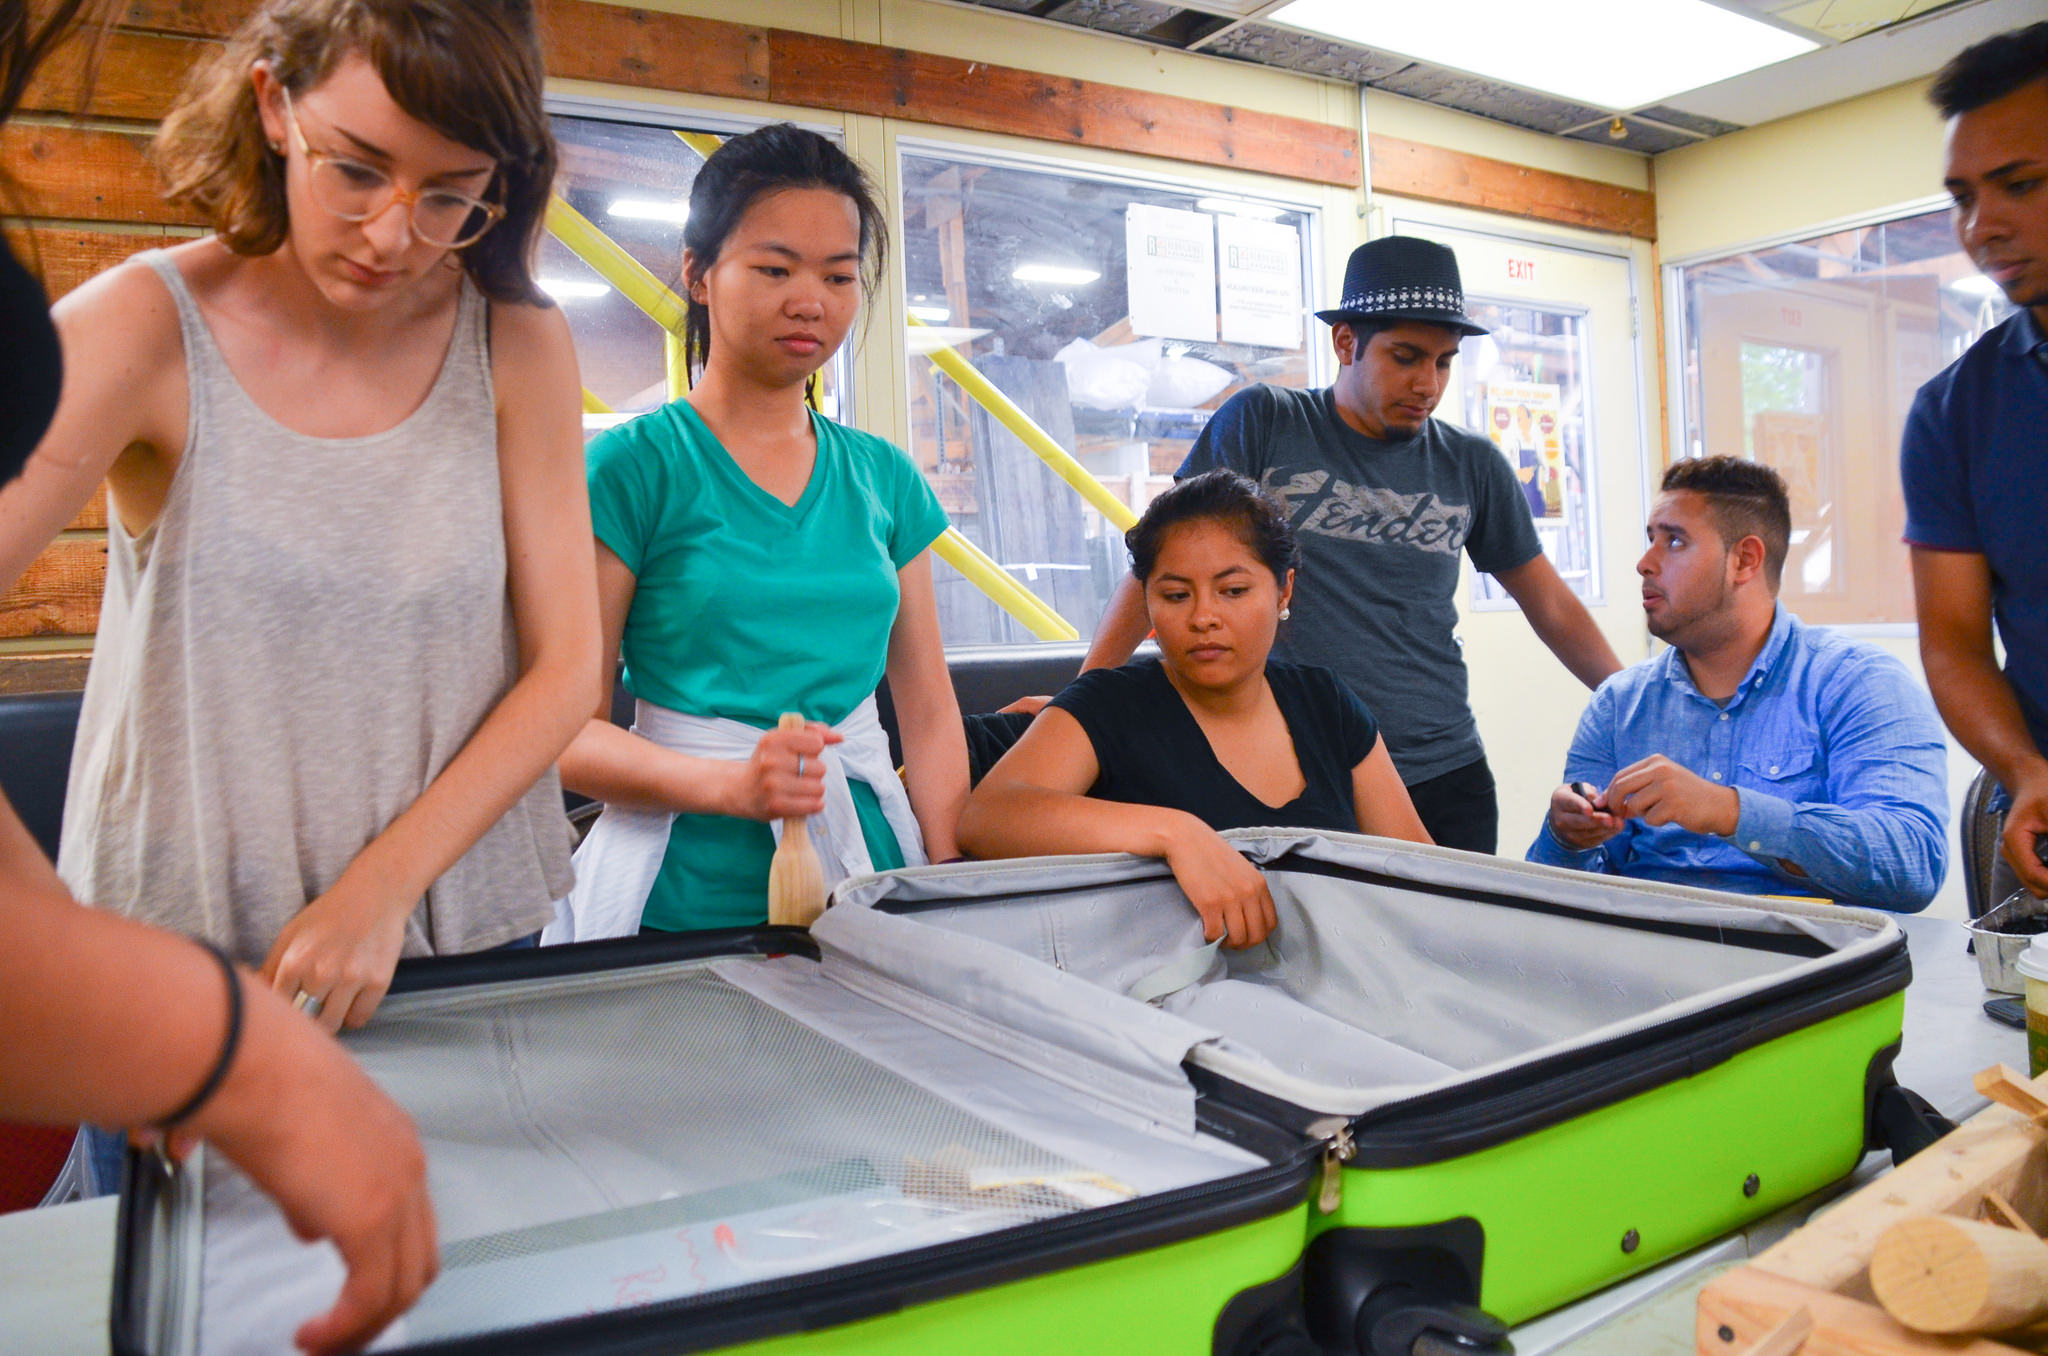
[821,831,1910,1149]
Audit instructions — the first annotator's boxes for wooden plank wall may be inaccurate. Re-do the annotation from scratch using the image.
[0,0,1654,693]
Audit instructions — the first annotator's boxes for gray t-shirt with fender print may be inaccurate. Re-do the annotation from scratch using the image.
[1178,383,1541,785]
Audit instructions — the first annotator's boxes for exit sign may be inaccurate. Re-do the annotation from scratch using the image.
[1507,256,1538,283]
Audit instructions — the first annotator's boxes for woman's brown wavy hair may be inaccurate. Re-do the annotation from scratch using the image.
[154,0,555,305]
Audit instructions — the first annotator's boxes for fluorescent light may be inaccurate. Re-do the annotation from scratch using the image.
[607,197,690,224]
[1268,0,1817,111]
[1196,197,1284,220]
[907,304,953,323]
[1947,274,2005,297]
[538,278,612,301]
[1013,264,1101,285]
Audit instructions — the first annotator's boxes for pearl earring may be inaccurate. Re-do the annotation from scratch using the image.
[1279,606,1291,621]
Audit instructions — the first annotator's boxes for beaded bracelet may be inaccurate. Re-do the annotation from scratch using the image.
[155,940,244,1130]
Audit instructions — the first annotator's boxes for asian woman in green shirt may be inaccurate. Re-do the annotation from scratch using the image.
[556,126,968,935]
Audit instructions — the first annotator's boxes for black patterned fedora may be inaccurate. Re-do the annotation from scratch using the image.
[1314,236,1489,337]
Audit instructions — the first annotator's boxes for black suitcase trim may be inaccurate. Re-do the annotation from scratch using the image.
[1187,919,1909,1167]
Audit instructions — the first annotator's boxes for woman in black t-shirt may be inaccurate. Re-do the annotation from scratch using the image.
[959,470,1429,948]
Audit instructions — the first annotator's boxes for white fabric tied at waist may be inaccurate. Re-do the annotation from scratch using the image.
[541,694,927,944]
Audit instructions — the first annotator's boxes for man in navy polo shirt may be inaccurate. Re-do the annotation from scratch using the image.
[1903,23,2048,900]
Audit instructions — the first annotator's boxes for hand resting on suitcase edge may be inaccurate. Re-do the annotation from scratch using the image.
[959,472,1429,948]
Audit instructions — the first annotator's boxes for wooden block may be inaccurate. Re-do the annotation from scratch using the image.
[1749,1101,2048,1300]
[3,227,171,301]
[1981,1190,2037,1238]
[1371,134,1658,240]
[0,539,106,640]
[1870,1216,2048,1334]
[1,125,202,227]
[1976,1067,2048,1124]
[1699,1266,2031,1355]
[1740,1305,1812,1356]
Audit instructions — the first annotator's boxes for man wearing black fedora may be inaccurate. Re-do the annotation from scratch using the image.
[1083,235,1620,854]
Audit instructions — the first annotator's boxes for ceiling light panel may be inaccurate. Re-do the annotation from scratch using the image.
[1267,0,1819,110]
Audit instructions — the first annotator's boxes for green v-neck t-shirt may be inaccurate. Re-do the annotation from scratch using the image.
[586,400,949,931]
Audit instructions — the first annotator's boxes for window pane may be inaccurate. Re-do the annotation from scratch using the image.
[1674,209,2012,624]
[548,114,854,437]
[901,148,1319,647]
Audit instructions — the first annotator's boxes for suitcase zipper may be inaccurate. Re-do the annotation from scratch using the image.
[1314,1118,1356,1214]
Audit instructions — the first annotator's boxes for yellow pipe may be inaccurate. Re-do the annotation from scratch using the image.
[908,315,1138,532]
[546,195,687,335]
[582,388,615,415]
[931,529,1077,642]
[674,130,724,160]
[664,331,689,400]
[936,527,1073,638]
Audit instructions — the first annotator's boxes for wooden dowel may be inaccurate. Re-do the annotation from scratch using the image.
[1738,1304,1812,1356]
[1870,1215,2048,1334]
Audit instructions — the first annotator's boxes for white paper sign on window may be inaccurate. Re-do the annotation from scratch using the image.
[1125,204,1217,343]
[1217,216,1302,350]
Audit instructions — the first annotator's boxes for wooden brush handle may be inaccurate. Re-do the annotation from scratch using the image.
[766,712,827,927]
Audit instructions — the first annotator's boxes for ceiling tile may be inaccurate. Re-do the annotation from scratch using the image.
[1201,22,1413,81]
[1562,116,1695,155]
[1044,0,1184,38]
[1370,64,1610,134]
[1632,103,1745,137]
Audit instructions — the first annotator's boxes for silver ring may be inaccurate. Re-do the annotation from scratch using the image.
[292,990,324,1018]
[796,755,806,778]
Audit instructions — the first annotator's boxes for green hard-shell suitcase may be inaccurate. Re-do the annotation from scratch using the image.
[112,832,1928,1356]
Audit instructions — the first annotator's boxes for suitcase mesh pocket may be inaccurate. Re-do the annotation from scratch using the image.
[195,961,1122,1352]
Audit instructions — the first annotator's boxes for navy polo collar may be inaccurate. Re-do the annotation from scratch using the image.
[2000,307,2047,360]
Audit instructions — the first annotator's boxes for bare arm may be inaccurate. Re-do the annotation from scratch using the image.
[0,259,185,592]
[556,544,836,821]
[885,551,969,862]
[1494,552,1622,690]
[1913,546,2048,896]
[262,302,602,1030]
[0,792,64,897]
[2,883,434,1356]
[1351,740,1432,843]
[1081,571,1150,672]
[960,706,1275,946]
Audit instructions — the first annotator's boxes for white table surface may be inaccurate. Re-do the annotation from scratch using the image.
[0,913,2017,1356]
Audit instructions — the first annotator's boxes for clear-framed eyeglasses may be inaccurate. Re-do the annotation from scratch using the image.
[279,87,505,250]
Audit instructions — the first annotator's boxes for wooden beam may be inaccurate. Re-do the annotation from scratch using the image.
[540,2,769,102]
[764,28,1359,187]
[18,28,214,121]
[0,651,94,696]
[1371,134,1656,240]
[1,125,201,226]
[0,538,106,640]
[4,227,178,299]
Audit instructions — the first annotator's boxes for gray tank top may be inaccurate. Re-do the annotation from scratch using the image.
[58,250,573,965]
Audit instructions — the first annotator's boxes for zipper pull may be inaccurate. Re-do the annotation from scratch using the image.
[1318,1124,1355,1214]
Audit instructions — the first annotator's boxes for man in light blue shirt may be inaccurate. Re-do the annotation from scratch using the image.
[1527,457,1948,910]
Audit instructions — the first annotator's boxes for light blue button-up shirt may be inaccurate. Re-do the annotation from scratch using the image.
[1526,606,1949,911]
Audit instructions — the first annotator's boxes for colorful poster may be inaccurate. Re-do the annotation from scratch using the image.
[1484,382,1566,519]
[1216,216,1302,350]
[1125,204,1217,343]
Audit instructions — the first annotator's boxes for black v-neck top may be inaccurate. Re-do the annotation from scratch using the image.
[1049,657,1381,833]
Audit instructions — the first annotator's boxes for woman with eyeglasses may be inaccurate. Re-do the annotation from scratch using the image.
[0,0,596,1133]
